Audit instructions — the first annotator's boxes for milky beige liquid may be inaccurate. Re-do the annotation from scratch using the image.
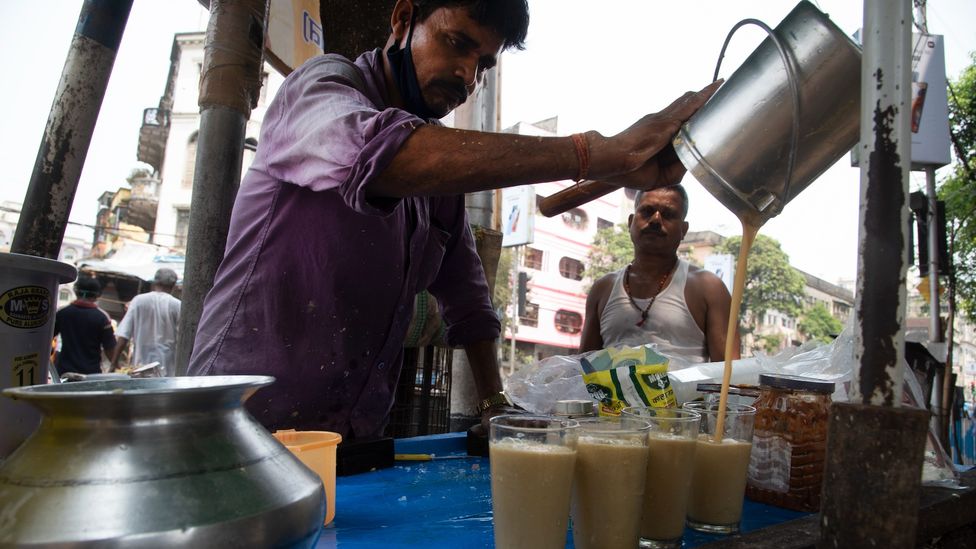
[640,434,697,541]
[570,437,649,549]
[490,439,577,549]
[687,437,754,526]
[714,221,759,439]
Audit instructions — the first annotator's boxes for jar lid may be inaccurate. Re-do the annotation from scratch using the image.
[695,383,761,398]
[759,374,835,393]
[554,399,594,416]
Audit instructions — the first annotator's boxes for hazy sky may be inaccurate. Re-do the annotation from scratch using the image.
[1,0,974,283]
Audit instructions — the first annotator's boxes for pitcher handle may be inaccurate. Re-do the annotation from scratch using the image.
[713,18,801,217]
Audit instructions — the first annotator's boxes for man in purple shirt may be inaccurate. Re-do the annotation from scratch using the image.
[188,0,719,439]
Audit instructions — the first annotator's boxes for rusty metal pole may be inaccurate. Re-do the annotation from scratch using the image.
[450,67,500,429]
[818,1,930,547]
[11,0,133,258]
[174,0,267,375]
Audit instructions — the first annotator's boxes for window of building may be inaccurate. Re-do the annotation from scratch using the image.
[61,248,78,262]
[520,302,539,327]
[524,247,544,270]
[175,208,191,249]
[554,309,583,334]
[561,208,588,230]
[182,132,198,189]
[597,217,614,231]
[558,257,585,281]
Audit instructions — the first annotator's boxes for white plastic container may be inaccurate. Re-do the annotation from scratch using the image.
[0,252,76,458]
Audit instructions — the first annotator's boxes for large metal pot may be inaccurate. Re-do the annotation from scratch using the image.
[672,0,861,226]
[0,376,325,547]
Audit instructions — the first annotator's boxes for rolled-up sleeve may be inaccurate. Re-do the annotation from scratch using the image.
[427,197,501,346]
[260,56,425,216]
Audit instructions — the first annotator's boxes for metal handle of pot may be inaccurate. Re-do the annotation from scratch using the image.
[538,180,619,217]
[714,18,801,213]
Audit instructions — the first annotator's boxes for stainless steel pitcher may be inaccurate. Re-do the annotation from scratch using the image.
[0,376,325,548]
[673,0,861,226]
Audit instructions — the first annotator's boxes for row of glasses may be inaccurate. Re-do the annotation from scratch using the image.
[489,402,756,549]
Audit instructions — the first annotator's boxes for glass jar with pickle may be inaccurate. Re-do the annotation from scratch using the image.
[746,374,835,512]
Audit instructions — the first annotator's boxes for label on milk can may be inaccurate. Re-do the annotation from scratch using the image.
[0,286,51,329]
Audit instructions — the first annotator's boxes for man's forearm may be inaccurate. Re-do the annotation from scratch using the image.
[109,337,129,371]
[370,126,591,198]
[462,339,503,400]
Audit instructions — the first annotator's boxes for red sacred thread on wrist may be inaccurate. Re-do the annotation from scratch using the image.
[571,132,590,184]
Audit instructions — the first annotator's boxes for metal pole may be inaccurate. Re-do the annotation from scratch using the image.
[449,68,499,427]
[818,1,930,546]
[852,0,912,407]
[11,0,133,258]
[509,247,520,376]
[926,166,941,341]
[174,0,267,375]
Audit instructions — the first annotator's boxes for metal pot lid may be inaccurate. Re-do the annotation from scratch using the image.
[3,375,275,399]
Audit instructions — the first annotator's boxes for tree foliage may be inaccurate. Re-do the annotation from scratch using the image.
[798,302,843,343]
[584,223,633,290]
[940,52,976,322]
[716,234,806,331]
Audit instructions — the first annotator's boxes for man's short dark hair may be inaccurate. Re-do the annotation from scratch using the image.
[633,185,690,219]
[414,0,529,51]
[74,275,101,299]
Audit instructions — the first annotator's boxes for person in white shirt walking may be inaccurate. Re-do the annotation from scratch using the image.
[111,268,181,376]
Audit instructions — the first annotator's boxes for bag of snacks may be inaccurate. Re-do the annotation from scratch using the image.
[580,345,677,416]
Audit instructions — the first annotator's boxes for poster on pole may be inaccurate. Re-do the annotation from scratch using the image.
[265,0,324,76]
[501,186,535,247]
[703,254,735,292]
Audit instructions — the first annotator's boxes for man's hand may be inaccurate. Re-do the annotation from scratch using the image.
[591,80,723,190]
[479,404,521,434]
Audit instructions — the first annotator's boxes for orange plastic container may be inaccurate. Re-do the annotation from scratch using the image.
[272,430,342,525]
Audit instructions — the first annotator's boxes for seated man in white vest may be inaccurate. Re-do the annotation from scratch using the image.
[579,185,740,363]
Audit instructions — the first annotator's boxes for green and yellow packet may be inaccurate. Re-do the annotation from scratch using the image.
[580,345,677,416]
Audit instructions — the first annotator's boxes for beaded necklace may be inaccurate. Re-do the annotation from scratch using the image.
[622,261,675,327]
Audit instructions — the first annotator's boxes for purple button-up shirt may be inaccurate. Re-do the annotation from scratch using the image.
[188,50,500,438]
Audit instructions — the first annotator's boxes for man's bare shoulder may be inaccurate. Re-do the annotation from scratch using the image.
[590,271,618,296]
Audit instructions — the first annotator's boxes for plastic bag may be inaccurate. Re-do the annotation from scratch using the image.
[505,352,594,414]
[504,345,677,415]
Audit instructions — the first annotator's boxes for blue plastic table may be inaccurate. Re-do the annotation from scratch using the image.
[314,433,806,548]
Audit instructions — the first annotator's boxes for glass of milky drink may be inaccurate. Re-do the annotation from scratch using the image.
[570,416,652,549]
[621,407,702,549]
[681,402,757,534]
[489,415,579,549]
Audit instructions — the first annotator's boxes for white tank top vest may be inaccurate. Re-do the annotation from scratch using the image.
[599,259,708,364]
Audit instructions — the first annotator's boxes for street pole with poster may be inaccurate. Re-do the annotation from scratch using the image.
[501,186,536,375]
[908,30,953,442]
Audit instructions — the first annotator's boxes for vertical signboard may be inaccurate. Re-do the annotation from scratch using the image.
[909,33,951,168]
[851,31,951,169]
[265,0,324,76]
[501,186,535,248]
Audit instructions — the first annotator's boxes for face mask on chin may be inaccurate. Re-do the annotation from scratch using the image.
[386,12,441,120]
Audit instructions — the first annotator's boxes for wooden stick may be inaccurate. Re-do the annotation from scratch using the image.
[537,180,619,217]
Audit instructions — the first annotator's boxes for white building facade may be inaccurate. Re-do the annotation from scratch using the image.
[149,32,284,251]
